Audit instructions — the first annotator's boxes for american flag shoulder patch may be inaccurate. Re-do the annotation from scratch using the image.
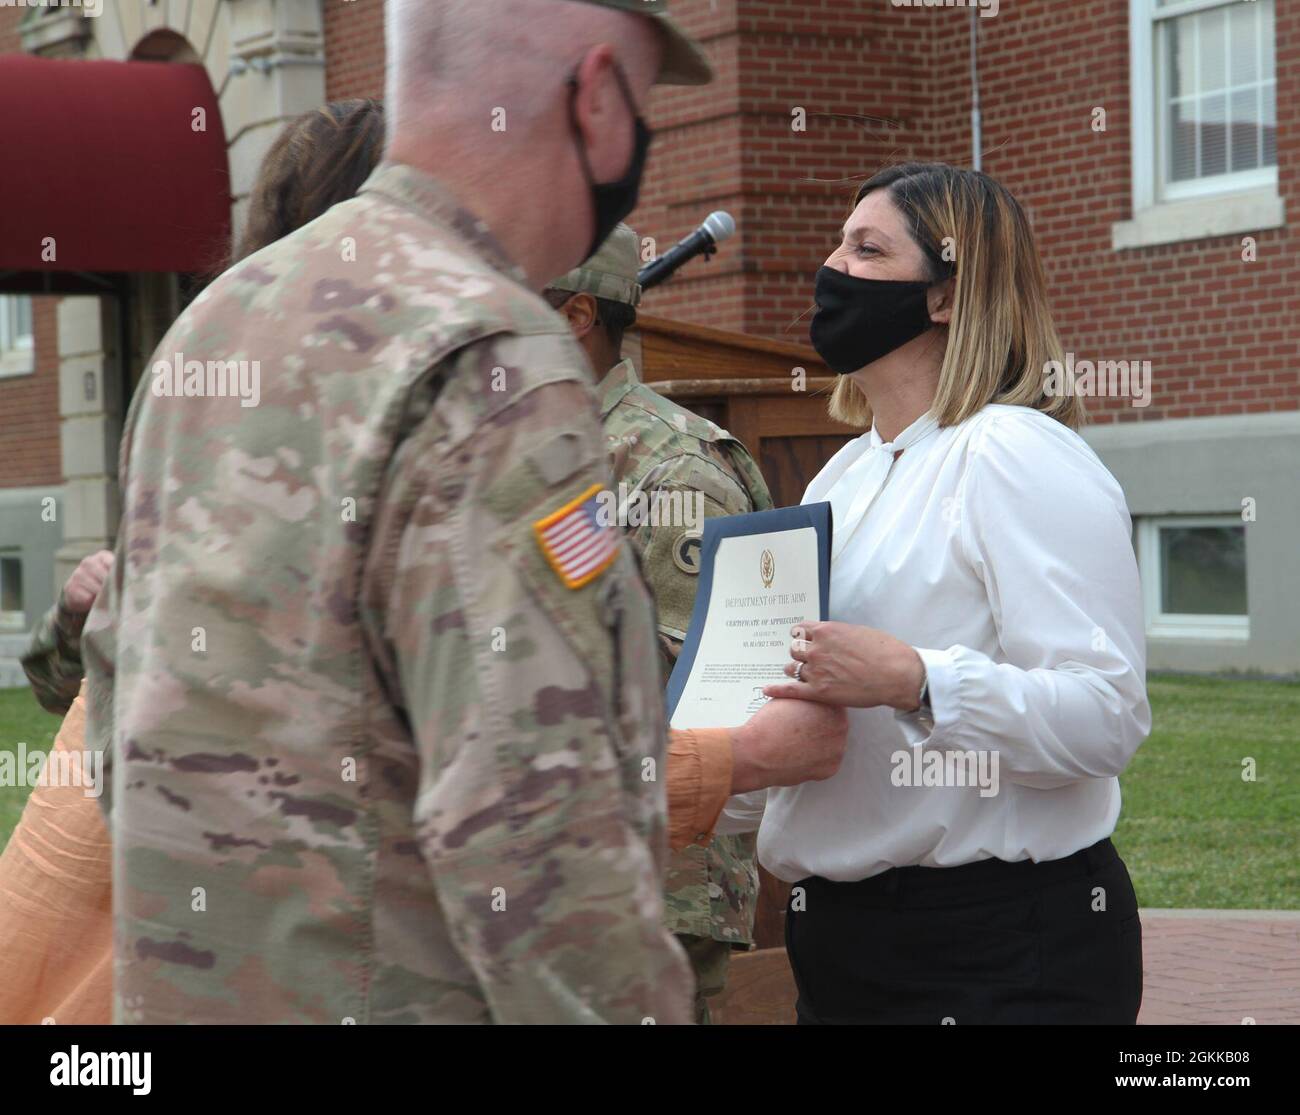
[533,482,619,590]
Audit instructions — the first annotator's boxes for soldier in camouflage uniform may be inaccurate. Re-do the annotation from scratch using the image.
[545,225,773,1023]
[20,550,113,716]
[80,0,714,1024]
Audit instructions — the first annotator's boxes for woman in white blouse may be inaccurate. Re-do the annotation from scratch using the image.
[724,163,1151,1024]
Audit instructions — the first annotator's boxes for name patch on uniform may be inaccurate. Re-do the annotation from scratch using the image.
[533,483,619,590]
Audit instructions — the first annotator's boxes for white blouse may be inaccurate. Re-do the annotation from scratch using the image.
[718,403,1151,882]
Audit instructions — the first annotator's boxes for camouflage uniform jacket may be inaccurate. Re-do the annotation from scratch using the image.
[80,163,692,1024]
[599,357,772,945]
[21,597,88,716]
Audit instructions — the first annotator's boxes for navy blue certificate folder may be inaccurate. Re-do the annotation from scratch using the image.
[665,501,833,723]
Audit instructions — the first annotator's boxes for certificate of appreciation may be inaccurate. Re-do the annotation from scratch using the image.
[665,503,832,729]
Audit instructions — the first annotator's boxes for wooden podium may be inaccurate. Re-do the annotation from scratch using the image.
[627,314,857,509]
[627,313,858,951]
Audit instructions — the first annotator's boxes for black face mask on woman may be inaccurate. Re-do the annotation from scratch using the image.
[567,63,654,260]
[809,265,937,375]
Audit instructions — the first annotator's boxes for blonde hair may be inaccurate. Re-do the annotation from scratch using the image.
[827,163,1083,431]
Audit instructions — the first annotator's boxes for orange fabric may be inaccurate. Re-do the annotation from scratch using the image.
[0,704,732,1018]
[666,727,733,851]
[0,688,112,1024]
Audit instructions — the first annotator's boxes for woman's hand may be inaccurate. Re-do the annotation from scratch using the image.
[763,621,926,711]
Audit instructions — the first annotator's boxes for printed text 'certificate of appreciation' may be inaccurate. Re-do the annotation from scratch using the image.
[666,503,832,729]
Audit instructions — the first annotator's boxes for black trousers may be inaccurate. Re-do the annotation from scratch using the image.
[785,838,1142,1025]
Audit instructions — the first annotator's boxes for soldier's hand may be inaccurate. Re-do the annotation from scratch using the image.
[61,550,115,615]
[728,697,848,794]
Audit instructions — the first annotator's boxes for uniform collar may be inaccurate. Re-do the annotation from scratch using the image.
[358,162,528,287]
[596,357,640,419]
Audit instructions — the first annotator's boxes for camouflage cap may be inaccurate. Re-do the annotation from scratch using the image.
[572,0,712,86]
[549,223,642,307]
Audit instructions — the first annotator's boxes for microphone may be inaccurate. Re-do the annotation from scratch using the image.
[637,211,736,291]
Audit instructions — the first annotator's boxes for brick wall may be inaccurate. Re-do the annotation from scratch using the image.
[3,0,1294,496]
[0,299,62,488]
[925,0,1299,424]
[636,1,936,340]
[0,4,19,53]
[0,8,60,492]
[637,0,1299,425]
[320,0,934,342]
[323,0,386,101]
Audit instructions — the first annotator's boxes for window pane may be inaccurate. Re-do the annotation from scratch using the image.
[1159,1,1276,188]
[1197,8,1226,93]
[1200,93,1227,176]
[1263,83,1276,165]
[1229,88,1259,172]
[1263,0,1275,82]
[0,557,22,614]
[1159,527,1247,616]
[1228,1,1258,86]
[1167,17,1194,100]
[15,296,32,343]
[1169,99,1198,181]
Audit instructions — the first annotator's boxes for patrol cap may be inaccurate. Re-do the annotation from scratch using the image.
[549,223,642,307]
[572,0,713,86]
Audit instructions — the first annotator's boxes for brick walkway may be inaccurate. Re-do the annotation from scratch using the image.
[1136,909,1300,1025]
[713,909,1300,1025]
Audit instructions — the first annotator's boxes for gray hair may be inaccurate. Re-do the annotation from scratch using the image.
[386,0,658,130]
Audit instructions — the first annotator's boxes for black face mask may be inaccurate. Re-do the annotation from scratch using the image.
[809,266,937,375]
[568,63,653,260]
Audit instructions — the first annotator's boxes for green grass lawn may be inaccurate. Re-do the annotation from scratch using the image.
[0,685,61,845]
[1,674,1296,908]
[1112,674,1300,910]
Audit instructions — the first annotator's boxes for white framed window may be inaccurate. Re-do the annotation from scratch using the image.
[1156,0,1275,202]
[0,295,35,378]
[1118,0,1281,249]
[0,551,24,631]
[1136,515,1249,640]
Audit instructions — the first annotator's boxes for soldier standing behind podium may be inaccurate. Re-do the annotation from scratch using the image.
[545,225,769,1023]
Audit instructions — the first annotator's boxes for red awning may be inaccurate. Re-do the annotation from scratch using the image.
[0,55,231,279]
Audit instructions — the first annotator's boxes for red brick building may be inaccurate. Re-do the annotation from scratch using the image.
[1,0,1294,674]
